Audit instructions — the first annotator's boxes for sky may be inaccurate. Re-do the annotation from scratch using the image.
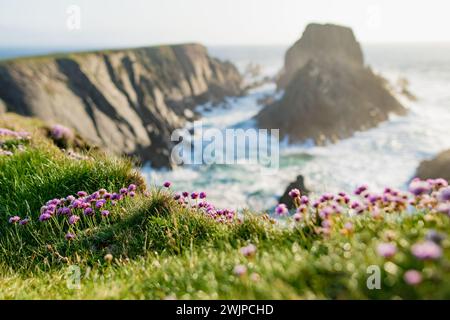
[1,0,450,49]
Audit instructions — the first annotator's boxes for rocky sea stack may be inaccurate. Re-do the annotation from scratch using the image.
[0,43,243,167]
[256,23,406,145]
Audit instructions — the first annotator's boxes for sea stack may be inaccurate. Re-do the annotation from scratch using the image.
[256,23,406,145]
[416,150,450,182]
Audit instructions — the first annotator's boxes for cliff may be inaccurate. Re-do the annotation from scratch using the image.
[256,23,406,145]
[0,43,243,167]
[416,149,450,182]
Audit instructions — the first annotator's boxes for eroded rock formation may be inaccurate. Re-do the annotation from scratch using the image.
[416,150,450,182]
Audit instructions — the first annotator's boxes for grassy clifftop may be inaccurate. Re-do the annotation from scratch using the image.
[1,113,450,299]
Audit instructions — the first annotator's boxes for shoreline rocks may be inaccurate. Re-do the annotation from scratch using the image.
[416,150,450,182]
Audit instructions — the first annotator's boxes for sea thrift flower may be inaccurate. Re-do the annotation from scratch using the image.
[411,241,442,260]
[404,270,422,286]
[409,179,431,196]
[19,218,29,225]
[344,222,354,232]
[129,191,136,197]
[300,195,309,205]
[354,185,368,195]
[182,191,189,197]
[435,203,450,215]
[275,203,288,216]
[119,188,128,195]
[8,216,21,224]
[77,191,88,198]
[191,192,199,200]
[128,184,137,192]
[240,244,257,257]
[69,215,80,225]
[39,213,52,222]
[51,124,73,140]
[65,232,76,241]
[293,213,302,222]
[163,181,171,188]
[95,200,106,208]
[233,264,247,276]
[288,188,300,198]
[199,191,207,199]
[437,187,450,202]
[173,193,181,200]
[377,243,397,258]
[101,210,110,217]
[84,207,94,216]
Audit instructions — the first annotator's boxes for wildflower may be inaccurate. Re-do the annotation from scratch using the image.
[182,191,189,197]
[233,264,247,276]
[39,213,52,222]
[288,188,300,198]
[65,232,76,241]
[354,184,368,195]
[77,191,88,198]
[128,184,137,192]
[191,192,199,200]
[173,193,181,200]
[425,230,445,244]
[275,203,288,216]
[104,253,113,263]
[50,124,73,140]
[319,206,333,219]
[84,207,94,216]
[95,200,106,209]
[8,216,21,224]
[300,195,309,205]
[409,179,431,196]
[119,188,128,195]
[377,243,397,258]
[293,213,302,222]
[437,186,450,202]
[69,215,80,225]
[111,193,121,201]
[430,178,448,189]
[199,191,207,199]
[101,210,110,217]
[435,203,450,215]
[162,181,171,188]
[240,244,256,257]
[19,218,29,225]
[129,191,136,197]
[411,241,442,260]
[344,222,354,232]
[404,270,422,286]
[103,193,112,200]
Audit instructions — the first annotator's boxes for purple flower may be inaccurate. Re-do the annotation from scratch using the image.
[103,193,112,200]
[437,187,450,202]
[182,191,189,198]
[65,232,76,241]
[101,210,110,217]
[240,244,256,257]
[199,192,207,199]
[191,192,199,200]
[275,203,288,216]
[69,215,80,225]
[84,207,94,216]
[173,193,181,200]
[354,185,368,195]
[8,216,21,224]
[119,188,128,195]
[50,124,73,140]
[288,188,300,198]
[408,179,431,196]
[233,264,247,276]
[111,193,120,201]
[404,270,422,286]
[293,213,302,222]
[377,243,397,258]
[129,191,136,197]
[300,196,309,205]
[411,241,442,260]
[39,213,52,222]
[95,200,106,209]
[162,181,171,188]
[128,184,137,192]
[436,203,450,215]
[77,191,88,198]
[19,218,29,225]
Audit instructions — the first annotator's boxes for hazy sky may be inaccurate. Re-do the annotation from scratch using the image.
[1,0,450,48]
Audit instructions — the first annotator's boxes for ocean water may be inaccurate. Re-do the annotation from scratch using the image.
[144,44,450,211]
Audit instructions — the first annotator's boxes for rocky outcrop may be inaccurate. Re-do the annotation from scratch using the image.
[256,23,406,145]
[416,150,450,182]
[279,175,310,209]
[0,44,242,167]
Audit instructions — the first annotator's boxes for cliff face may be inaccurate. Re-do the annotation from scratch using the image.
[0,44,242,167]
[256,23,406,145]
[416,150,450,182]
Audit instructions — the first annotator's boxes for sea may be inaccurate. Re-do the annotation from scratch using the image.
[2,44,450,211]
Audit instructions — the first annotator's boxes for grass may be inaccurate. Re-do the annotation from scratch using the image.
[1,113,450,299]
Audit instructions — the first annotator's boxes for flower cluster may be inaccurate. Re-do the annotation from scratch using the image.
[167,182,236,223]
[0,127,31,156]
[8,184,138,241]
[50,124,74,141]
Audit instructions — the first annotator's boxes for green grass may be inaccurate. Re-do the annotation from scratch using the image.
[1,113,450,299]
